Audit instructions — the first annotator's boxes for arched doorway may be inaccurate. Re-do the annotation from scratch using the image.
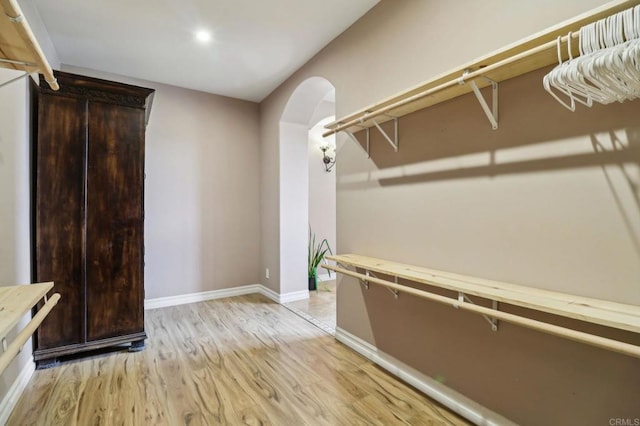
[279,77,336,305]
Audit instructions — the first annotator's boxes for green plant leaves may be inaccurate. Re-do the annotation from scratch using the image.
[308,226,333,279]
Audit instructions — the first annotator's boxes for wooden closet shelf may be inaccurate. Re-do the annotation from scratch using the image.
[324,254,640,357]
[325,254,640,334]
[0,282,53,339]
[0,0,58,90]
[0,282,60,375]
[323,0,640,137]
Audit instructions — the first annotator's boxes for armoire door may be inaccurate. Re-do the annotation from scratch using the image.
[34,94,87,350]
[85,101,145,341]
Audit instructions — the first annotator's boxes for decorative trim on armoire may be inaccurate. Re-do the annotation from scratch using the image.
[38,71,155,117]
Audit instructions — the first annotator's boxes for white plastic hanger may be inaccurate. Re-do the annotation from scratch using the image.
[544,5,640,110]
[543,37,577,111]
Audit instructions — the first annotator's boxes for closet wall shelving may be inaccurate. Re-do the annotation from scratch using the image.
[324,255,640,359]
[0,283,60,375]
[0,0,58,90]
[323,0,640,152]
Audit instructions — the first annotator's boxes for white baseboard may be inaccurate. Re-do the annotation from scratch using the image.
[256,285,280,303]
[0,356,35,425]
[277,290,309,303]
[145,284,309,310]
[145,284,264,310]
[334,327,516,426]
[258,286,309,304]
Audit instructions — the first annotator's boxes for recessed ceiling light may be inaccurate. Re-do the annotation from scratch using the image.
[195,30,212,43]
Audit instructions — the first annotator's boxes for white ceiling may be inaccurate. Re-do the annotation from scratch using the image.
[31,0,379,102]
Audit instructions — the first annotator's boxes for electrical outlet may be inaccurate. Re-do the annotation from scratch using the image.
[265,268,270,279]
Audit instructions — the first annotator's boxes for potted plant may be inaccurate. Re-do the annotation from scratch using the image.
[308,227,333,291]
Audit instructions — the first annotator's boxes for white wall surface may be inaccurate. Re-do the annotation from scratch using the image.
[308,117,336,265]
[0,68,34,413]
[279,122,309,294]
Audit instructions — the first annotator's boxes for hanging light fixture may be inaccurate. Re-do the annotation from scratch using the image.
[320,144,336,172]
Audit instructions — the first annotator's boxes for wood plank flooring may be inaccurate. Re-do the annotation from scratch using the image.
[285,280,337,332]
[9,293,469,425]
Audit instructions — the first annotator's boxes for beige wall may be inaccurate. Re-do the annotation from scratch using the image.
[259,103,279,291]
[63,66,261,299]
[260,0,640,424]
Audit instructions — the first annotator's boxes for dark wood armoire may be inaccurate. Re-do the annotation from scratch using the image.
[32,71,154,367]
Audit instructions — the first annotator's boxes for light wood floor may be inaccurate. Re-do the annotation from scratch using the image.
[9,293,469,425]
[285,280,337,332]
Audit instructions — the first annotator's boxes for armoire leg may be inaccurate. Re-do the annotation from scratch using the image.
[128,339,145,352]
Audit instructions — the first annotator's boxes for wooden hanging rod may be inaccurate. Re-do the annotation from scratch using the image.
[323,33,580,137]
[0,0,58,90]
[323,0,640,137]
[328,254,640,332]
[0,282,60,375]
[324,263,640,359]
[0,292,60,375]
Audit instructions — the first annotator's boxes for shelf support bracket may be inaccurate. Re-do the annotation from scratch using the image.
[0,71,30,90]
[459,70,498,130]
[7,12,25,23]
[358,270,370,290]
[0,58,36,67]
[371,117,398,152]
[387,277,399,299]
[469,77,498,130]
[336,262,370,289]
[368,271,399,298]
[345,129,370,159]
[457,292,499,331]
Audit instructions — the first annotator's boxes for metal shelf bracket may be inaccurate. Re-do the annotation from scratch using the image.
[0,58,35,67]
[345,128,370,159]
[368,271,399,299]
[457,292,499,331]
[335,262,370,289]
[359,270,370,290]
[371,116,398,152]
[336,262,370,290]
[0,70,30,89]
[459,71,499,130]
[384,276,400,299]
